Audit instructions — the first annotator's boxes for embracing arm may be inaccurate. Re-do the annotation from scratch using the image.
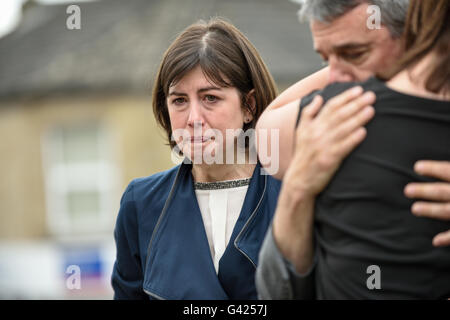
[271,89,376,271]
[256,87,376,299]
[256,67,329,179]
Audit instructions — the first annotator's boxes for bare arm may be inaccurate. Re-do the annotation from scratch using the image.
[256,67,329,180]
[256,87,376,299]
[272,88,376,273]
[256,98,300,180]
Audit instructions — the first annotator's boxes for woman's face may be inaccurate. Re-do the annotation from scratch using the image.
[167,65,253,163]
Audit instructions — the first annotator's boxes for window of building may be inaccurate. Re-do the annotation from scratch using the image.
[41,122,120,237]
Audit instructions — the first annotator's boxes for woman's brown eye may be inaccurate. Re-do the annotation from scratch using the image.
[205,95,217,102]
[173,98,185,105]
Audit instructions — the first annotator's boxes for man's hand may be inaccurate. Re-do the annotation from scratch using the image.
[404,161,450,247]
[286,86,376,198]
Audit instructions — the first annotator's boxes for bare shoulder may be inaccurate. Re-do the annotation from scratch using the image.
[256,99,301,180]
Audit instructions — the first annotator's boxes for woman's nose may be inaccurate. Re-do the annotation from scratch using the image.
[187,101,205,128]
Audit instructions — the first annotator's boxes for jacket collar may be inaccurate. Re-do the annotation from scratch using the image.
[143,162,270,299]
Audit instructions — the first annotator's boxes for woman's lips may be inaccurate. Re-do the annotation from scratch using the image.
[190,136,212,143]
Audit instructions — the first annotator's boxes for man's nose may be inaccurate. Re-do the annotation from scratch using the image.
[327,57,354,84]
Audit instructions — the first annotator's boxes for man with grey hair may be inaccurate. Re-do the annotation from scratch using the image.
[255,0,450,299]
[297,0,407,83]
[297,0,407,36]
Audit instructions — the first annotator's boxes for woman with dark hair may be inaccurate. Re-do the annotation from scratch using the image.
[257,0,450,299]
[111,17,281,299]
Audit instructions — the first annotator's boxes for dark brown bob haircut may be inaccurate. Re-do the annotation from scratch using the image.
[382,0,450,96]
[152,17,278,149]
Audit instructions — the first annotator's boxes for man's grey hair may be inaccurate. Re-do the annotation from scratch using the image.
[291,0,409,38]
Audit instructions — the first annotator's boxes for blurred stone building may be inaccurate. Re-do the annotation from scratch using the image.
[0,0,321,298]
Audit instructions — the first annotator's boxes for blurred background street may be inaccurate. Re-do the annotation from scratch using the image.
[0,0,322,299]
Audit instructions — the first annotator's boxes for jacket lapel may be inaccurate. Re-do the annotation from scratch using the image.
[143,162,278,300]
[225,162,268,266]
[143,163,228,300]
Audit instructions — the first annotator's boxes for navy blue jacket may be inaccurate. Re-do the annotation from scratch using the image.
[111,162,281,299]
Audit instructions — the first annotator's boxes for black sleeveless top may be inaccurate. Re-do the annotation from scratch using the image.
[297,77,450,299]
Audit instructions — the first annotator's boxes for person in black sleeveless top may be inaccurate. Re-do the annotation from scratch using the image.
[256,0,450,249]
[256,0,450,299]
[298,77,449,299]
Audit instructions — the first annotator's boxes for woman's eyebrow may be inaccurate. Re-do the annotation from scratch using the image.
[168,91,187,97]
[197,86,222,93]
[168,86,222,97]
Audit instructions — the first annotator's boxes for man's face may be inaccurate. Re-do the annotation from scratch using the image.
[310,3,404,83]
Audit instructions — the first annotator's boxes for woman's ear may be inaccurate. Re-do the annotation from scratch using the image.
[244,89,256,122]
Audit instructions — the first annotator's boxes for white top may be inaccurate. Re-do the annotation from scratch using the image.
[194,180,250,274]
